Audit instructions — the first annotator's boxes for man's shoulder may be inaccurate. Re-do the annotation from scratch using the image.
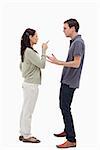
[73,37,85,46]
[75,36,84,42]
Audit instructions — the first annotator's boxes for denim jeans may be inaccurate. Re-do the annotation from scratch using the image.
[59,83,76,142]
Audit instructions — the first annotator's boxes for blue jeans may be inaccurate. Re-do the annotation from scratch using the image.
[59,83,76,142]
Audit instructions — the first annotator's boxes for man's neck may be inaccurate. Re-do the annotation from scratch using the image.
[71,32,78,40]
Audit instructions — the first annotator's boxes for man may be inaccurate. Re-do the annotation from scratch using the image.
[47,19,85,148]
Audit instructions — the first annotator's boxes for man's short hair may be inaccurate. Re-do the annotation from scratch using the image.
[64,19,79,32]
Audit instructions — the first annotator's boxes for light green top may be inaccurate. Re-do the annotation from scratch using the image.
[20,47,46,84]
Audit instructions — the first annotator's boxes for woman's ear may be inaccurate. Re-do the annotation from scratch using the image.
[29,35,32,40]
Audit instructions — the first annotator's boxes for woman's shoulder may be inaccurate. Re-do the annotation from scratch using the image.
[25,48,37,58]
[26,47,33,52]
[25,47,35,54]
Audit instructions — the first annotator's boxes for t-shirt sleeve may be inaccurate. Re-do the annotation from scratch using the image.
[73,41,83,57]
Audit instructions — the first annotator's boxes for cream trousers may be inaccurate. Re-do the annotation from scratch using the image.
[20,82,39,137]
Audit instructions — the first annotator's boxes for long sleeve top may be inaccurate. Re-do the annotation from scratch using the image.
[20,47,46,84]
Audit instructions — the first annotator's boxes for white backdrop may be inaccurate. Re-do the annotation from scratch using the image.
[0,0,100,150]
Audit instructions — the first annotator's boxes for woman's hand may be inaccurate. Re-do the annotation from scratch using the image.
[42,41,49,50]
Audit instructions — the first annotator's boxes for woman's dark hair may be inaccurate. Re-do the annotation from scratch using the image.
[64,19,79,32]
[20,28,36,62]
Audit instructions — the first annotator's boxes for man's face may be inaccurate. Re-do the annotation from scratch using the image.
[63,23,73,37]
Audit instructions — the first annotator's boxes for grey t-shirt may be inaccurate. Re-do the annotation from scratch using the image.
[61,35,85,88]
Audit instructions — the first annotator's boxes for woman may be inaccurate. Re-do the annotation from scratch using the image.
[19,28,48,143]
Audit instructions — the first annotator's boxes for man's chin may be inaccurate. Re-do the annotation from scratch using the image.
[66,35,69,37]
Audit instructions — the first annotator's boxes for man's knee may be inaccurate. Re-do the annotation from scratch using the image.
[60,102,70,112]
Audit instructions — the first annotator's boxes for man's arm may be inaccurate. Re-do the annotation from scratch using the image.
[47,54,81,68]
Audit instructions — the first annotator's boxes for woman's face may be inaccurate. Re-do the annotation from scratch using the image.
[29,32,38,45]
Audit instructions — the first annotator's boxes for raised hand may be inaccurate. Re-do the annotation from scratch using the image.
[47,54,58,64]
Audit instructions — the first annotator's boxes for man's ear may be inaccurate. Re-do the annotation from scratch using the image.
[71,26,75,32]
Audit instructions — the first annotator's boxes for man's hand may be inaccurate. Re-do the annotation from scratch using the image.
[47,54,59,64]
